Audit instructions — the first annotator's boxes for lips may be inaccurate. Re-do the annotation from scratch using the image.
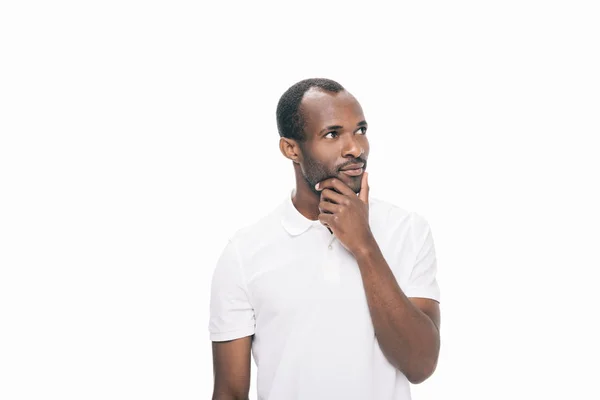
[340,163,364,177]
[342,168,363,176]
[340,163,365,171]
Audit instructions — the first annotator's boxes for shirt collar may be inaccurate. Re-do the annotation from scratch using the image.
[281,188,322,236]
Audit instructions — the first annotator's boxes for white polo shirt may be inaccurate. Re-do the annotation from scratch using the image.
[209,189,440,400]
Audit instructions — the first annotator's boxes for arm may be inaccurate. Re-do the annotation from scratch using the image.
[315,173,441,384]
[212,336,253,400]
[354,243,440,384]
[209,239,256,399]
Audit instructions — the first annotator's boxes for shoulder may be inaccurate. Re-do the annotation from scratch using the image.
[226,198,287,253]
[369,196,432,238]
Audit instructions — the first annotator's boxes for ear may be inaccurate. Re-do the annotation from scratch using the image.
[279,137,301,163]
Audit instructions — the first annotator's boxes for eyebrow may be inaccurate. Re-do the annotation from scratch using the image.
[319,120,368,135]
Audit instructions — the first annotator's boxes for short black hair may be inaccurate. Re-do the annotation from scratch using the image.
[276,78,345,142]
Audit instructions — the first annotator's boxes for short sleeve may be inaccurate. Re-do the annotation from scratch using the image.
[404,214,441,302]
[208,239,256,341]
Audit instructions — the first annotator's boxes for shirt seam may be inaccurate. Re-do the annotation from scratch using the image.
[209,324,256,335]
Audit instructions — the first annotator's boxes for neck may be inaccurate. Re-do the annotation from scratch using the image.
[292,166,321,221]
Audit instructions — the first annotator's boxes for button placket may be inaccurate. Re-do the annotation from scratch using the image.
[327,234,335,250]
[323,233,340,284]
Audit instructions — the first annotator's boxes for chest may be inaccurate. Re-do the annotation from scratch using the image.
[246,233,371,330]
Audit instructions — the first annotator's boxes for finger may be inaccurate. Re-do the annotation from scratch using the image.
[319,199,340,214]
[320,188,347,205]
[318,213,334,227]
[315,178,355,197]
[358,171,369,204]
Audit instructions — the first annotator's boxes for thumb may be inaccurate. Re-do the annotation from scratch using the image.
[359,171,369,204]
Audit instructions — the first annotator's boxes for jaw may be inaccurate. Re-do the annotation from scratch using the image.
[293,160,363,195]
[337,172,362,194]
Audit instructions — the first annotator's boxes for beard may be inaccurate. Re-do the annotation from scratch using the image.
[300,147,364,196]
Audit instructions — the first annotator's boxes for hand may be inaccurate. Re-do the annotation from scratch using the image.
[315,172,375,257]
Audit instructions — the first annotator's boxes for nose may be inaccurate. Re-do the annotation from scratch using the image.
[342,135,365,159]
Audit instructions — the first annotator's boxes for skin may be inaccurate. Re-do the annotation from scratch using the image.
[212,89,441,399]
[315,174,441,383]
[212,336,252,400]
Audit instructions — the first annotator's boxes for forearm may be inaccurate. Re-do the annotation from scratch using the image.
[353,240,440,383]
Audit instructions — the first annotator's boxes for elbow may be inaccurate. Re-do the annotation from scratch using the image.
[405,356,439,385]
[407,372,431,385]
[406,334,441,384]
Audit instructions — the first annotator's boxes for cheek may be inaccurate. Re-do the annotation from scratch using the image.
[302,143,343,174]
[303,145,328,166]
[304,154,336,177]
[362,136,370,150]
[362,140,370,158]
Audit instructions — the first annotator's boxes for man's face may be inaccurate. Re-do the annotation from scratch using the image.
[298,89,370,195]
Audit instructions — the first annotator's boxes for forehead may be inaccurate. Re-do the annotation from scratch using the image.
[300,89,365,131]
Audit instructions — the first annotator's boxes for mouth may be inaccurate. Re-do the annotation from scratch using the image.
[340,167,363,177]
[340,162,365,177]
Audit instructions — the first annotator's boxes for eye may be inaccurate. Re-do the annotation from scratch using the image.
[356,126,367,135]
[324,131,338,139]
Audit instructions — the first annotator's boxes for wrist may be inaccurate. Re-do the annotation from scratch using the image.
[351,235,379,260]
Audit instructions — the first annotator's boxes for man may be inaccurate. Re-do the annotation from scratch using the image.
[209,78,441,400]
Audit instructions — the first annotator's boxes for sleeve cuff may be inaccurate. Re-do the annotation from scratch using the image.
[405,287,440,303]
[209,325,255,342]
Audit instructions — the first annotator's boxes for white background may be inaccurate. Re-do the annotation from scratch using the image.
[1,1,599,399]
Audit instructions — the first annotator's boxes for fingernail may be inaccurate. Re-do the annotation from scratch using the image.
[315,183,320,190]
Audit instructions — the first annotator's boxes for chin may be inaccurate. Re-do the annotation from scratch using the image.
[338,176,361,193]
